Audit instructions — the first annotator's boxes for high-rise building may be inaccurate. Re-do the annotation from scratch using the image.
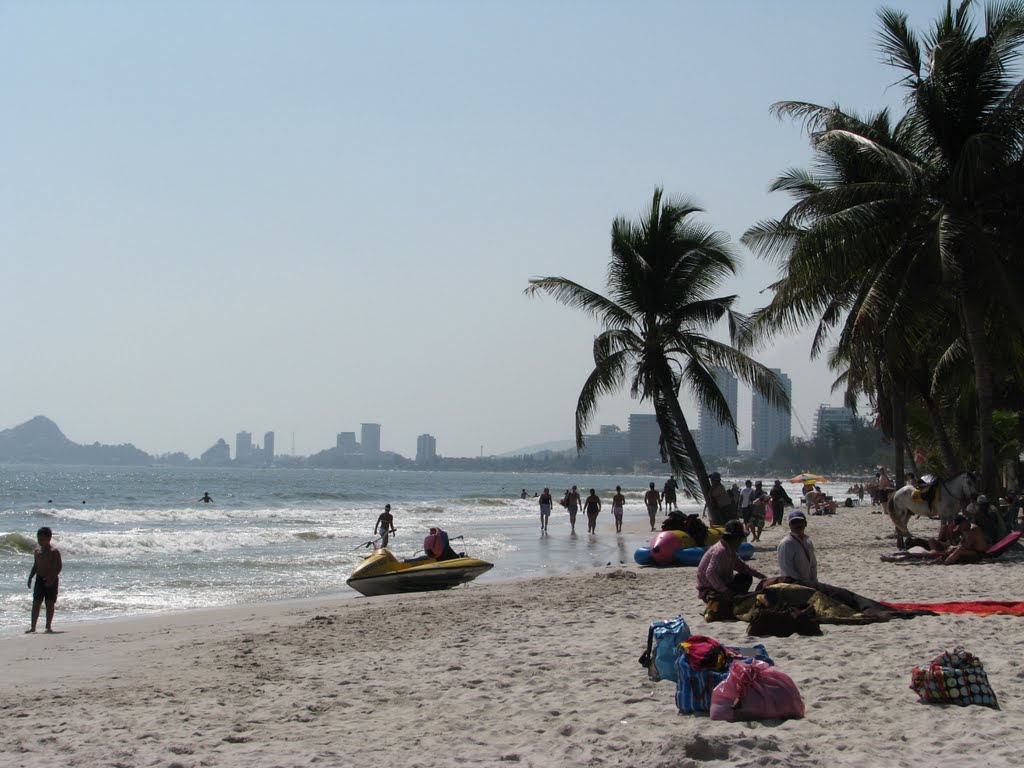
[751,369,792,458]
[416,434,437,463]
[336,432,358,453]
[263,431,275,462]
[584,425,629,465]
[361,423,381,456]
[235,431,253,462]
[698,368,738,458]
[813,405,856,440]
[628,414,662,465]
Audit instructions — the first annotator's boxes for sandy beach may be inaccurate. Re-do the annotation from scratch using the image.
[2,504,1023,768]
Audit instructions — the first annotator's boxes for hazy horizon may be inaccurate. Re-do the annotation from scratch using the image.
[2,1,935,459]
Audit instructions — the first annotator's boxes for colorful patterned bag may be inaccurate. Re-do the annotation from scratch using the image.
[675,639,772,714]
[910,646,999,708]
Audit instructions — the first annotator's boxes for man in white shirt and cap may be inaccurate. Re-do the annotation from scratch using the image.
[777,510,818,584]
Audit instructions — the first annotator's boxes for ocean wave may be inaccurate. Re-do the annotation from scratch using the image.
[57,526,354,556]
[0,532,36,555]
[31,506,363,527]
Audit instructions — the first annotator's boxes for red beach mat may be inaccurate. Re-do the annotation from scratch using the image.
[882,601,1024,616]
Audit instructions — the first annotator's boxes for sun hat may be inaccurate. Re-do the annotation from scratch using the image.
[722,520,746,540]
[788,510,807,523]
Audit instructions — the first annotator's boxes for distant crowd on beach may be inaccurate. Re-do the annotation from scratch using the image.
[526,476,689,536]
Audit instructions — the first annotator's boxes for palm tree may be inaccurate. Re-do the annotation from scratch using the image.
[525,188,789,501]
[744,1,1024,494]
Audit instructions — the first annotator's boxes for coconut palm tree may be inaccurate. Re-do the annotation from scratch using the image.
[744,0,1024,494]
[525,188,789,501]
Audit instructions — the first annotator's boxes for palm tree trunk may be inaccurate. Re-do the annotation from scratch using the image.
[922,395,958,473]
[891,377,907,487]
[960,282,998,494]
[655,369,712,502]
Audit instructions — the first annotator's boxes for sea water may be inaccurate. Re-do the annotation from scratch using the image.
[0,465,689,636]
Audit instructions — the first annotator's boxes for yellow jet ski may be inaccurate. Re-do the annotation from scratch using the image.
[346,547,493,597]
[346,528,493,597]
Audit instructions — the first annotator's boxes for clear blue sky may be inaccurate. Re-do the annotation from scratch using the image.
[1,0,944,458]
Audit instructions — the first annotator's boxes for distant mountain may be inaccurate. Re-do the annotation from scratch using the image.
[498,439,575,457]
[0,416,152,466]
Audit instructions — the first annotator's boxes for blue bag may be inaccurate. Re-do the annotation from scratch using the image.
[641,617,691,682]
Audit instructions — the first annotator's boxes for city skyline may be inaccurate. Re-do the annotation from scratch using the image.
[3,2,923,459]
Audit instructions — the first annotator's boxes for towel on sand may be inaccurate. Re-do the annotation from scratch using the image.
[883,601,1024,616]
[732,580,935,624]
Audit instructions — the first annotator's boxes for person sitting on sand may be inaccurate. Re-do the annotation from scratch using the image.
[927,513,967,552]
[777,511,817,583]
[931,516,989,565]
[695,520,767,605]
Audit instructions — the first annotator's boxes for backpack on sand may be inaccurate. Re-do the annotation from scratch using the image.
[638,616,691,682]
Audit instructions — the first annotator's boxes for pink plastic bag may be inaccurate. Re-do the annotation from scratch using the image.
[710,660,805,721]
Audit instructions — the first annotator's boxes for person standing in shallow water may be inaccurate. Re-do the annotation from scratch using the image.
[584,488,602,534]
[538,488,553,533]
[663,476,678,511]
[375,504,396,547]
[27,526,62,634]
[611,486,626,533]
[199,492,213,503]
[644,482,661,531]
[565,485,582,534]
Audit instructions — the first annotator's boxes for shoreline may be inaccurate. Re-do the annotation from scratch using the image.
[0,511,661,639]
[3,505,1022,767]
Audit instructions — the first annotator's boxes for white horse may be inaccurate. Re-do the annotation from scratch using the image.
[887,471,979,548]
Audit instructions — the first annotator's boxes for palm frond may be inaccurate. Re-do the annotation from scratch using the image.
[877,6,923,82]
[524,277,633,329]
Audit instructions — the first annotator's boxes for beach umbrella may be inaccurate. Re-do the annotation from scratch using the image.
[789,473,828,484]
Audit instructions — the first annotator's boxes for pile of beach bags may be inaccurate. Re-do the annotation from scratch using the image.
[640,616,805,721]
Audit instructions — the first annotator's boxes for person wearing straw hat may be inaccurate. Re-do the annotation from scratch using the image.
[695,520,766,605]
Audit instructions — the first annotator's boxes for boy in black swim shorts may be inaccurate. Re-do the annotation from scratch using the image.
[27,526,62,634]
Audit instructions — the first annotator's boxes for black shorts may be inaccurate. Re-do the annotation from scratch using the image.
[878,489,892,503]
[33,578,58,603]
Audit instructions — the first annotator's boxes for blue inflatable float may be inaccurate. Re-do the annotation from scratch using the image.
[634,541,754,567]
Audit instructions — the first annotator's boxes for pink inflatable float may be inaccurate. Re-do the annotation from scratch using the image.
[649,530,685,565]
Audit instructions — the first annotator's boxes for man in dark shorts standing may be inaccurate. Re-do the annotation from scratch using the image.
[375,504,396,547]
[876,468,893,504]
[27,526,62,634]
[663,476,678,511]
